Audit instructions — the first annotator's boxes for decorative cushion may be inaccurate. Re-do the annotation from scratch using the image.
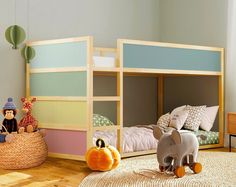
[171,105,186,115]
[156,113,171,131]
[183,105,206,131]
[169,110,189,130]
[200,106,219,131]
[93,114,114,127]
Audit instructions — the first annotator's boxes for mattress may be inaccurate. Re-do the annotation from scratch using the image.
[93,126,158,153]
[93,126,219,154]
[93,56,116,68]
[192,130,219,145]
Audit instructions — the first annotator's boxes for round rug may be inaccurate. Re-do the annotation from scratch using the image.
[80,151,236,187]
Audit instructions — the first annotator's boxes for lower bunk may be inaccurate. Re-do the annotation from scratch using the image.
[93,124,219,154]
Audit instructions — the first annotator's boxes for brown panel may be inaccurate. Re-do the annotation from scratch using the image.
[228,113,236,134]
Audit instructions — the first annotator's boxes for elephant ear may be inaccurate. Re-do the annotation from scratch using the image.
[171,130,182,144]
[153,126,163,140]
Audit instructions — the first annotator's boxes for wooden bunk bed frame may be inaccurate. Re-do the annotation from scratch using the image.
[26,36,224,161]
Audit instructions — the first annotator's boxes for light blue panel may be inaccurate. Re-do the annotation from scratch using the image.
[123,44,221,71]
[30,41,87,68]
[30,72,87,96]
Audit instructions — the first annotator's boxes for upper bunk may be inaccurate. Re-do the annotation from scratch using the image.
[27,36,224,77]
[118,39,224,76]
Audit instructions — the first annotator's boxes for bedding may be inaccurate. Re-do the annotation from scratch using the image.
[200,106,219,131]
[93,114,114,127]
[93,126,219,154]
[93,125,158,153]
[183,105,206,131]
[192,130,219,145]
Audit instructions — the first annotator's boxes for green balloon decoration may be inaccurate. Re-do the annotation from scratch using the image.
[5,25,26,49]
[21,45,35,64]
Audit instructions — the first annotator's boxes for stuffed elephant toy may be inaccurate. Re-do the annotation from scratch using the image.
[153,126,202,178]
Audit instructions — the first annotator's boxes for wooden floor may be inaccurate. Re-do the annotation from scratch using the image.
[0,148,234,187]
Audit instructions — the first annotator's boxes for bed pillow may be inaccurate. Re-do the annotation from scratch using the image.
[169,110,189,130]
[171,105,186,115]
[183,105,206,131]
[200,106,219,131]
[156,113,171,131]
[93,114,114,127]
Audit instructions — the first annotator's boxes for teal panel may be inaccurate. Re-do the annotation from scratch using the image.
[30,72,87,96]
[30,41,87,68]
[123,44,221,71]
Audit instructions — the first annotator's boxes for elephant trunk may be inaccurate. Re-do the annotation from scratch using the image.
[158,154,174,168]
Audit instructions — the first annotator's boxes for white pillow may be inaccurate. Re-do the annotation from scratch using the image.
[183,105,206,131]
[169,110,189,130]
[200,106,219,131]
[171,105,186,115]
[157,113,171,131]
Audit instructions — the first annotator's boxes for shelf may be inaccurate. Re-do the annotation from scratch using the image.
[92,125,120,131]
[93,67,120,76]
[93,96,120,101]
[30,67,87,73]
[34,96,87,101]
[38,123,87,131]
[123,68,221,76]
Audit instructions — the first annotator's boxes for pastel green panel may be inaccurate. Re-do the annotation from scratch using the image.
[30,41,87,68]
[30,72,87,96]
[33,101,87,129]
[123,44,221,71]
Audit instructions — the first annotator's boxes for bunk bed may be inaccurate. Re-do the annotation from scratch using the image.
[26,36,224,161]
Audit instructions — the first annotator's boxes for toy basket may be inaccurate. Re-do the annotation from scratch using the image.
[0,125,48,169]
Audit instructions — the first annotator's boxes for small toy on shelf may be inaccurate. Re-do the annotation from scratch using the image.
[153,126,202,178]
[2,97,18,134]
[86,138,121,171]
[18,97,38,133]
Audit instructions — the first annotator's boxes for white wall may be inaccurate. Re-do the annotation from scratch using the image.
[28,0,160,47]
[159,0,229,145]
[159,0,227,47]
[0,0,160,121]
[0,0,26,121]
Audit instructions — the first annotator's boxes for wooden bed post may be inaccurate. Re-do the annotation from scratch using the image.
[117,40,123,155]
[158,75,164,118]
[86,36,94,150]
[218,48,225,147]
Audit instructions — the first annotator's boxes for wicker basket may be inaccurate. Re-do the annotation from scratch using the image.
[0,131,48,169]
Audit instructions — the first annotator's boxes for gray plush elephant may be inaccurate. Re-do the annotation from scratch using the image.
[153,126,202,178]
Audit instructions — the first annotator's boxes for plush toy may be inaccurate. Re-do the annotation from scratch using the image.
[1,98,18,134]
[0,133,14,143]
[153,126,202,178]
[86,138,121,171]
[18,97,38,133]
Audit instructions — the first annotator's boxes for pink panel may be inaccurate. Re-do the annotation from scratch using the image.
[44,129,87,155]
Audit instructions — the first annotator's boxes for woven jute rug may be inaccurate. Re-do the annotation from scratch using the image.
[79,151,236,187]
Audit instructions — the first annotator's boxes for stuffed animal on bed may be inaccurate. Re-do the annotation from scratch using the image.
[153,126,202,178]
[1,98,18,134]
[18,97,38,133]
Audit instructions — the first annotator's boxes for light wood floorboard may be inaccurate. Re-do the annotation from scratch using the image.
[0,148,234,187]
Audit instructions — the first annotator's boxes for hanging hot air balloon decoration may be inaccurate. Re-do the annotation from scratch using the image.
[21,45,35,64]
[5,25,26,49]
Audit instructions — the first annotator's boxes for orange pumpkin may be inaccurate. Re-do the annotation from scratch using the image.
[86,138,121,171]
